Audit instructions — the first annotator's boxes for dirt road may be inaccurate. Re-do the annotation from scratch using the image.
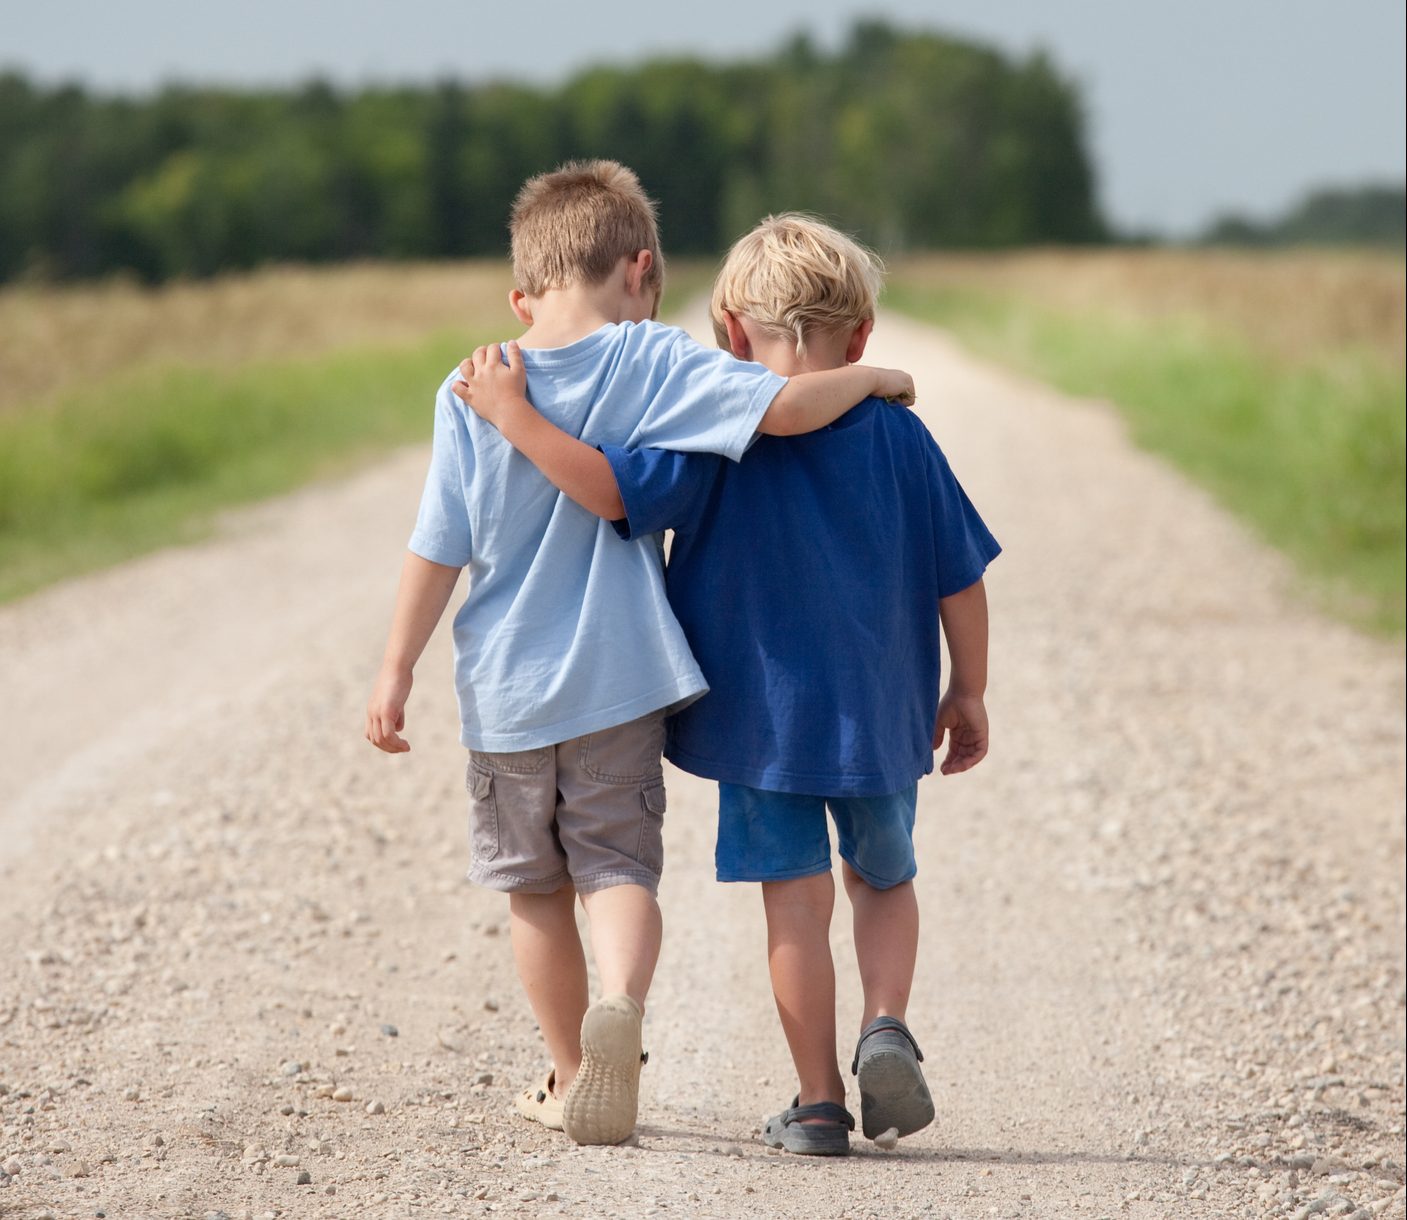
[1,308,1403,1220]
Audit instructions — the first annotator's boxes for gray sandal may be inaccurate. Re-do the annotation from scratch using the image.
[851,1016,935,1140]
[761,1097,854,1156]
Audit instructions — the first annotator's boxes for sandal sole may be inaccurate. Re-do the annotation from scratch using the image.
[562,995,642,1145]
[857,1043,935,1140]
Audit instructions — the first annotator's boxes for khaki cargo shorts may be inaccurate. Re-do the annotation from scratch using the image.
[465,710,667,895]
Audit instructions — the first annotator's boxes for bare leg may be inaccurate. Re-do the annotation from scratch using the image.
[842,862,919,1028]
[509,884,588,1094]
[578,882,662,1010]
[762,873,846,1112]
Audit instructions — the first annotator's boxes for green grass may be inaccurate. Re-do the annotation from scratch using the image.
[888,282,1406,635]
[0,333,481,601]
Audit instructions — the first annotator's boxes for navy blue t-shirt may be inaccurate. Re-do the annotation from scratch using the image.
[602,397,1000,798]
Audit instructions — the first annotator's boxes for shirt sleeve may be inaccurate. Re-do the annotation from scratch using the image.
[407,378,474,568]
[629,330,787,462]
[601,444,724,540]
[927,440,1001,598]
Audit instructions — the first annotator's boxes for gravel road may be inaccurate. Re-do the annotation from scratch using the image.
[1,307,1403,1220]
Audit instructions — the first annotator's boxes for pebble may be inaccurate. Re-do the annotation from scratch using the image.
[296,1170,312,1185]
[380,1024,399,1037]
[475,1072,494,1086]
[365,1100,385,1115]
[281,1061,303,1076]
[332,1086,354,1102]
[274,1154,299,1167]
[874,1127,900,1150]
[483,998,499,1012]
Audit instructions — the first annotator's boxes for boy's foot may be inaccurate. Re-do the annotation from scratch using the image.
[760,1097,854,1156]
[851,1016,935,1141]
[515,1069,565,1131]
[562,994,645,1145]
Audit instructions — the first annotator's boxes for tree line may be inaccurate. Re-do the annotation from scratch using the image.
[0,22,1107,283]
[1202,183,1405,249]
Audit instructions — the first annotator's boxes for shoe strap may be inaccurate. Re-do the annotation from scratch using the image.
[851,1016,925,1075]
[784,1101,855,1130]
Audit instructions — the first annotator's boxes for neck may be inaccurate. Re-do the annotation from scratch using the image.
[749,331,851,376]
[517,266,651,349]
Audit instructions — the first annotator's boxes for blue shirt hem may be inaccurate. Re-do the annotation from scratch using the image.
[665,743,935,799]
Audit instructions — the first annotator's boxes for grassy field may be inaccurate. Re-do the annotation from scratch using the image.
[889,249,1406,634]
[0,260,716,602]
[5,251,1402,633]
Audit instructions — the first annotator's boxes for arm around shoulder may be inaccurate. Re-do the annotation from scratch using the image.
[452,341,625,520]
[757,364,916,435]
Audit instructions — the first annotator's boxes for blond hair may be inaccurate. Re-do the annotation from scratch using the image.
[710,213,884,356]
[510,160,664,300]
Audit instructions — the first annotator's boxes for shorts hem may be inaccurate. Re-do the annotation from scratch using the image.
[466,865,571,895]
[838,854,918,891]
[715,859,832,884]
[572,868,660,896]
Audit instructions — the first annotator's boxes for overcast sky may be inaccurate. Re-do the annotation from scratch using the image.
[5,0,1404,235]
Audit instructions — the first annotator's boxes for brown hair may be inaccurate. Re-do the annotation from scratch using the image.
[510,160,664,300]
[710,213,884,356]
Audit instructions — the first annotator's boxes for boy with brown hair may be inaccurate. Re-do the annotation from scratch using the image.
[365,168,915,1147]
[455,213,999,1155]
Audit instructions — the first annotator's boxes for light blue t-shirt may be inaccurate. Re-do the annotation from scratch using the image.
[408,319,787,752]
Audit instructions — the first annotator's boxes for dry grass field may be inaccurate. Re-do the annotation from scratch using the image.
[0,262,517,415]
[891,247,1406,366]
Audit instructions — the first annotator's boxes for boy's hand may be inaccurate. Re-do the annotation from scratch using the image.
[933,689,988,774]
[452,340,528,429]
[874,367,916,406]
[366,664,414,753]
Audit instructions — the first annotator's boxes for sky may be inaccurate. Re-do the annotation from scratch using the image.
[4,0,1404,236]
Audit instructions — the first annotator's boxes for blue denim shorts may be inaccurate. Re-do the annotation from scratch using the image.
[715,783,918,889]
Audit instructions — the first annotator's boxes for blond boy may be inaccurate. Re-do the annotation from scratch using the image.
[456,214,999,1155]
[365,171,915,1146]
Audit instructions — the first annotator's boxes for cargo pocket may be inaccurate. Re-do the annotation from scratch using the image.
[467,764,499,863]
[637,778,667,874]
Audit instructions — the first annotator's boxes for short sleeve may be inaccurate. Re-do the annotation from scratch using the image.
[927,441,1001,597]
[630,331,787,462]
[602,444,723,540]
[407,380,473,567]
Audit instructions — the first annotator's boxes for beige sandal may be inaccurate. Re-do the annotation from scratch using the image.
[562,995,645,1145]
[515,1069,565,1130]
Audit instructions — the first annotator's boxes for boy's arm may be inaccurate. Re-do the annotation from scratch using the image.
[451,343,624,519]
[757,364,915,435]
[365,552,463,753]
[934,577,989,775]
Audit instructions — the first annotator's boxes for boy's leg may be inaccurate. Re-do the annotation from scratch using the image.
[578,883,662,1009]
[553,712,667,1144]
[841,864,919,1026]
[509,884,589,1093]
[762,872,847,1112]
[830,788,933,1140]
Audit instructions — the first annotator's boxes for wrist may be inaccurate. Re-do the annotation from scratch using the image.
[379,655,414,680]
[945,677,986,699]
[490,394,535,437]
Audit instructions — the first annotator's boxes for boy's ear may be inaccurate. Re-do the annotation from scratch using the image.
[624,249,653,297]
[508,289,533,327]
[845,319,875,364]
[721,310,752,360]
